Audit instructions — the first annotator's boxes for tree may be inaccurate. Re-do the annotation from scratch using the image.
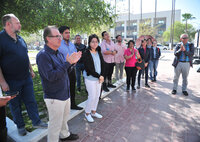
[0,0,116,33]
[163,21,196,42]
[138,19,158,37]
[182,13,195,33]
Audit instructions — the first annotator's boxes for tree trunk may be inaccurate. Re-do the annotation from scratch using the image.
[186,20,188,33]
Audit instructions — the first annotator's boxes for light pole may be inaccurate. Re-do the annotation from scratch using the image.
[170,0,176,50]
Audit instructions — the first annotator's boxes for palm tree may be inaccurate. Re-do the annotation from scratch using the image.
[182,13,195,33]
[154,0,157,26]
[140,0,142,21]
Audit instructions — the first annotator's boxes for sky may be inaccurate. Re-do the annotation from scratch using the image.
[107,0,200,29]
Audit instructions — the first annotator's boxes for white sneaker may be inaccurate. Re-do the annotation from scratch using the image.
[85,114,94,122]
[91,112,103,119]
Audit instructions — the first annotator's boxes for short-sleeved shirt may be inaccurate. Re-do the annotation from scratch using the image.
[114,42,127,63]
[100,40,116,63]
[58,40,77,57]
[124,48,138,67]
[0,30,30,80]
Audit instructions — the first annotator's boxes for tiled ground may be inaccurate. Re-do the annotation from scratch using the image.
[39,51,200,142]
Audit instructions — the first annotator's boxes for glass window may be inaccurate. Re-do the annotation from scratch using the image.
[133,32,137,35]
[132,23,137,26]
[158,20,165,24]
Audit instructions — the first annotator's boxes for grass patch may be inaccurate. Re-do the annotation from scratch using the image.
[28,50,39,53]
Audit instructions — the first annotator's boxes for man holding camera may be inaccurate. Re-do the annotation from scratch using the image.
[172,34,194,96]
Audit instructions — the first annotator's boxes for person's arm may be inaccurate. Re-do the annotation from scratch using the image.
[158,48,161,58]
[29,62,35,78]
[101,42,113,55]
[83,52,101,78]
[146,48,150,63]
[0,96,13,107]
[124,52,134,60]
[37,53,71,82]
[0,67,9,91]
[185,43,194,57]
[174,44,182,56]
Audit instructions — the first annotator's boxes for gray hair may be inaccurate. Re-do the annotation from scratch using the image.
[43,26,58,43]
[180,33,188,39]
[2,14,17,27]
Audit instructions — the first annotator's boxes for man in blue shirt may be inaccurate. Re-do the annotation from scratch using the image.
[74,35,86,92]
[0,14,47,136]
[172,34,194,96]
[37,26,81,142]
[149,41,161,82]
[58,26,83,110]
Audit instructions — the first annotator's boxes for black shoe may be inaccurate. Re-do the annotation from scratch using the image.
[126,86,130,92]
[18,127,27,136]
[71,105,83,110]
[132,87,136,91]
[137,86,140,89]
[171,90,176,95]
[145,84,150,88]
[107,83,116,88]
[103,86,110,92]
[182,91,188,96]
[60,133,79,141]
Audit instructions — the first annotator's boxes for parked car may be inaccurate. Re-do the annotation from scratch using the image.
[157,43,170,50]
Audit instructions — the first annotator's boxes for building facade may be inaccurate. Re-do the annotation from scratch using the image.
[110,10,181,40]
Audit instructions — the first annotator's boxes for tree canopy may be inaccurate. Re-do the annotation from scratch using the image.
[138,20,156,37]
[0,0,116,34]
[182,13,195,33]
[163,21,196,43]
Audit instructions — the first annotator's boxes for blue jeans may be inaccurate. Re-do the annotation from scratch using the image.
[6,76,41,129]
[149,60,159,80]
[75,63,85,89]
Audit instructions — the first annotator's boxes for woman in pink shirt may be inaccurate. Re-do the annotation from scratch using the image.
[124,40,140,91]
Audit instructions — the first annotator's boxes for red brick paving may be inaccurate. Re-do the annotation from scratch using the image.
[39,51,200,142]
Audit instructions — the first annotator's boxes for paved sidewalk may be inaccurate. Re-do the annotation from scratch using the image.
[39,51,200,142]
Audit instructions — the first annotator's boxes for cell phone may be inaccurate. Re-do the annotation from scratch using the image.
[5,91,19,96]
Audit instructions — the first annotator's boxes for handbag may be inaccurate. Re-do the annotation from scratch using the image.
[135,58,145,70]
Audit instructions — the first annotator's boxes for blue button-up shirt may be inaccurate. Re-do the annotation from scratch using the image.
[153,46,156,58]
[36,45,71,100]
[179,42,189,62]
[58,40,77,57]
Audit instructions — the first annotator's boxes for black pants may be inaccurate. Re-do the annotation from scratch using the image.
[138,65,149,86]
[125,67,138,88]
[68,68,76,107]
[0,106,7,142]
[104,62,115,83]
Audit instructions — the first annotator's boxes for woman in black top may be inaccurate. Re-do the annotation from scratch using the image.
[82,34,105,123]
[137,39,151,89]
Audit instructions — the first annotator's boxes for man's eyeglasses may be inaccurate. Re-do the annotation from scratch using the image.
[48,35,62,39]
[182,37,188,39]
